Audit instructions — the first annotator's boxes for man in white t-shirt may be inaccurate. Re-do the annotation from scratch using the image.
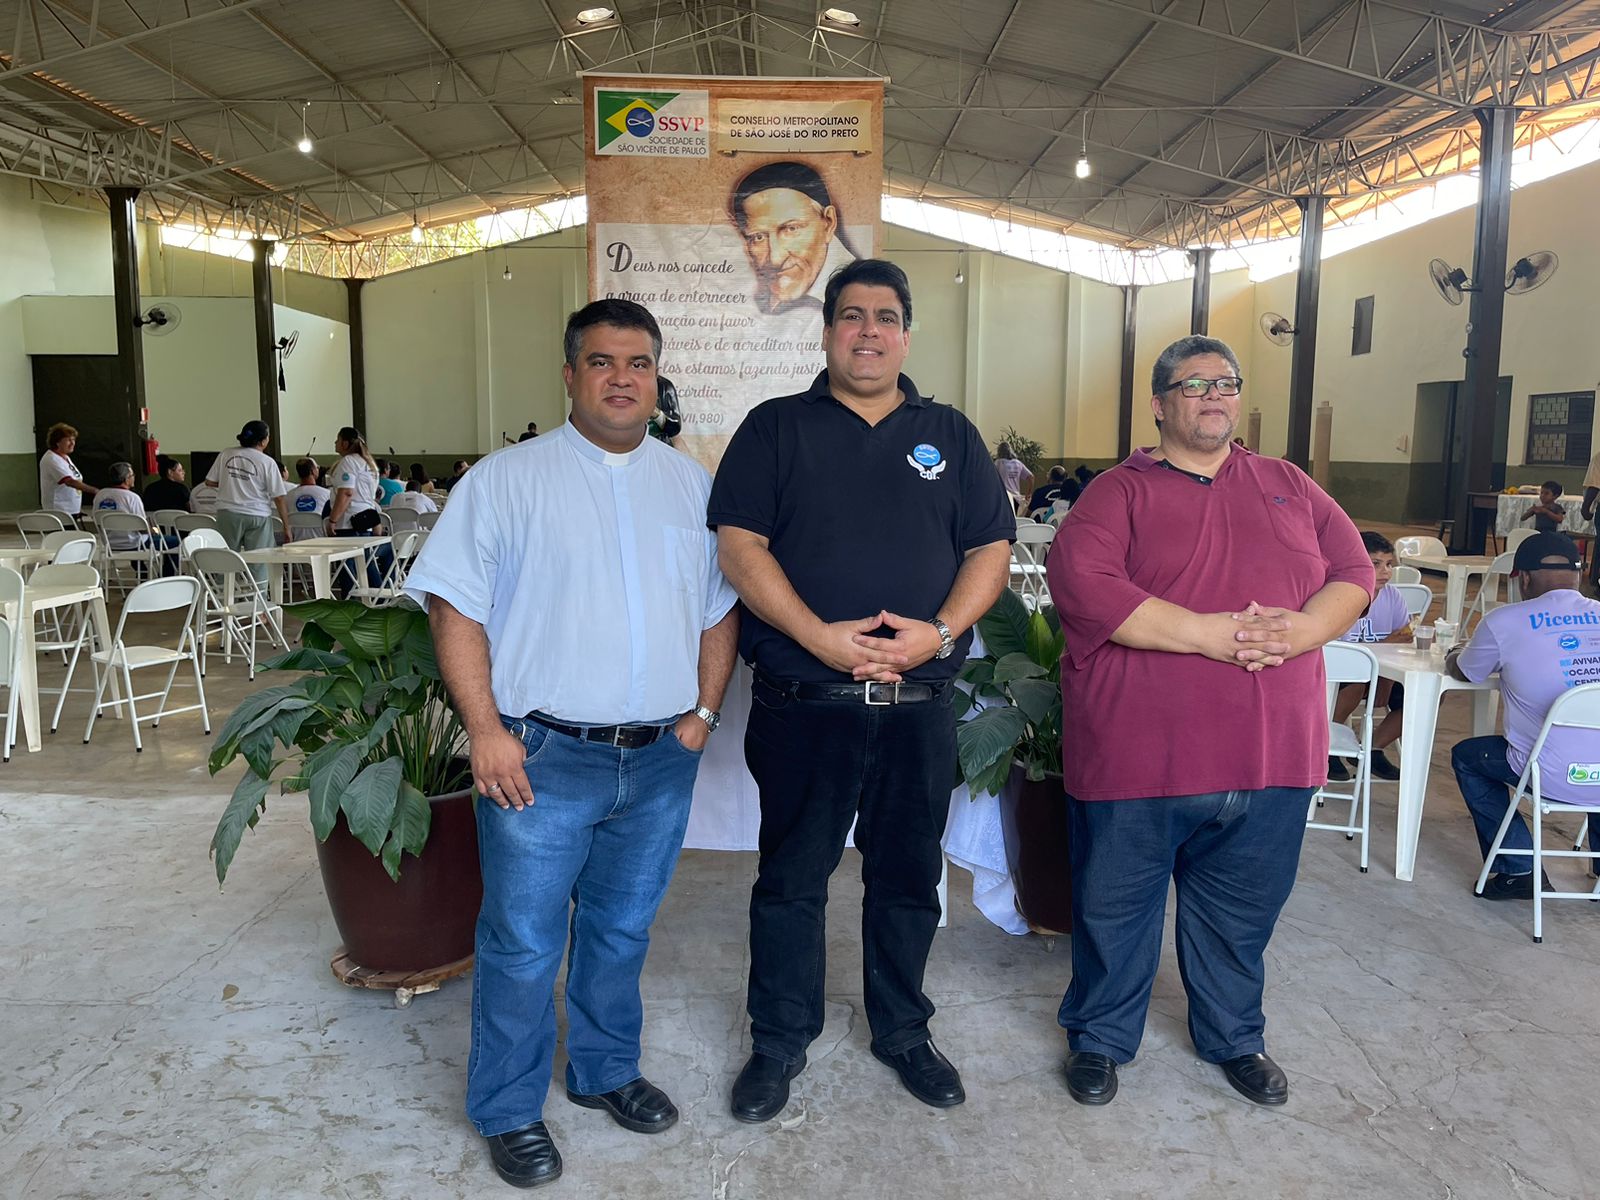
[1449,532,1600,898]
[189,478,219,516]
[285,457,330,517]
[387,482,439,515]
[94,462,178,571]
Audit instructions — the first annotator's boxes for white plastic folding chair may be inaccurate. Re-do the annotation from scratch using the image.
[0,615,18,761]
[16,511,68,546]
[41,529,94,557]
[1010,524,1054,610]
[1474,682,1600,941]
[287,512,325,541]
[348,530,424,607]
[386,506,421,533]
[94,512,158,595]
[171,512,219,535]
[1392,565,1422,586]
[1310,642,1379,872]
[418,510,441,530]
[82,576,209,752]
[1464,550,1517,632]
[179,529,230,667]
[189,546,289,681]
[1393,583,1433,624]
[1505,527,1536,555]
[31,563,104,732]
[1395,535,1448,560]
[50,537,96,566]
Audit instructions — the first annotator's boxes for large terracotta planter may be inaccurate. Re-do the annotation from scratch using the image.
[997,763,1073,935]
[314,785,483,973]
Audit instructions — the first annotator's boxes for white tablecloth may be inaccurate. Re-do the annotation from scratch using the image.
[1494,493,1591,537]
[683,662,1027,935]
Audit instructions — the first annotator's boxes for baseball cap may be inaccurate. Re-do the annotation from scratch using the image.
[1512,531,1583,573]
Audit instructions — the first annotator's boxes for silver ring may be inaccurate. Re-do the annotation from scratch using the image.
[487,783,502,792]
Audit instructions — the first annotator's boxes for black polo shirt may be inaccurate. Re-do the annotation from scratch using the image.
[708,370,1015,683]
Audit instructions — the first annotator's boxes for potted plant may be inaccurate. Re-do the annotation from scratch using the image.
[954,586,1072,934]
[208,598,480,974]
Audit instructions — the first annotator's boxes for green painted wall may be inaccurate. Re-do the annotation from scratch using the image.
[0,453,37,512]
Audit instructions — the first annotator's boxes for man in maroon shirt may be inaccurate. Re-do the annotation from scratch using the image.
[1045,335,1372,1109]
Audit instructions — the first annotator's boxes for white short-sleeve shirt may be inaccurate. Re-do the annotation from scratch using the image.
[403,424,737,724]
[208,446,288,517]
[94,487,149,549]
[331,454,380,529]
[286,484,331,515]
[189,481,219,515]
[387,491,439,515]
[39,450,83,514]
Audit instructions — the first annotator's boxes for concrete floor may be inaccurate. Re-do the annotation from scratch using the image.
[3,599,1599,1200]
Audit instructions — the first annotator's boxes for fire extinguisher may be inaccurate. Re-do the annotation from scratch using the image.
[142,436,160,476]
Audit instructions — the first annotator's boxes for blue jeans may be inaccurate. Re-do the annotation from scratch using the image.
[1451,734,1600,875]
[1059,788,1312,1064]
[465,716,702,1137]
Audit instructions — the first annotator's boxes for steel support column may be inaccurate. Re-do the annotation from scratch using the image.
[250,239,281,437]
[1118,284,1139,460]
[345,278,367,433]
[1189,248,1213,335]
[1286,196,1326,471]
[1449,107,1516,554]
[105,187,147,468]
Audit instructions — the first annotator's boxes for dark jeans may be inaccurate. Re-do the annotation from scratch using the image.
[744,677,956,1063]
[1059,787,1313,1065]
[332,527,393,591]
[1450,734,1600,876]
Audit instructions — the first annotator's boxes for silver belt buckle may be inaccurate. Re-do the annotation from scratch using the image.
[863,681,899,706]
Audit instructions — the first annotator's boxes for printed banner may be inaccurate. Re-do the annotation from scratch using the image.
[585,74,884,470]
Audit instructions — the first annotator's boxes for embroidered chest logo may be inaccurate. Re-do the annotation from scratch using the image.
[907,443,946,481]
[1272,496,1288,504]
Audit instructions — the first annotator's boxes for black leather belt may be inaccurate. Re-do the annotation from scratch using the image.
[524,711,669,749]
[755,673,950,705]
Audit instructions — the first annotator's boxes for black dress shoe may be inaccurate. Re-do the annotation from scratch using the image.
[1368,750,1401,780]
[566,1076,678,1134]
[1478,871,1553,901]
[871,1040,966,1108]
[730,1051,806,1123]
[485,1121,562,1189]
[1064,1051,1118,1105]
[1220,1053,1288,1106]
[1327,757,1351,782]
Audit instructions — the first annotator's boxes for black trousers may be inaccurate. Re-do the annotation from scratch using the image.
[743,676,956,1064]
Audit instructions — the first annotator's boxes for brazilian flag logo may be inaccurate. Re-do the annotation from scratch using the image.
[596,90,681,150]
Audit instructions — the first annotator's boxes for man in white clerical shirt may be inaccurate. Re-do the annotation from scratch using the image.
[403,299,738,1191]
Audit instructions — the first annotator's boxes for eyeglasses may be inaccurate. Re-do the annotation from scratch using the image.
[1165,376,1243,397]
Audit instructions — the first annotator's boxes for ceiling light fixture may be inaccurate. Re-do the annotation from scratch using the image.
[1075,113,1091,179]
[821,7,861,25]
[575,6,615,23]
[503,263,513,281]
[296,101,313,154]
[410,219,424,243]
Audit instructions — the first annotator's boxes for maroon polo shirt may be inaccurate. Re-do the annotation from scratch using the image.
[1046,447,1373,801]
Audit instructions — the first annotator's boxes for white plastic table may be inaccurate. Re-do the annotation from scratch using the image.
[0,546,54,574]
[1397,553,1495,627]
[1371,643,1497,881]
[2,580,117,752]
[240,536,391,602]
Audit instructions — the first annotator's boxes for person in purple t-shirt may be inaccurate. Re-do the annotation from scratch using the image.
[1330,532,1415,782]
[1449,532,1600,899]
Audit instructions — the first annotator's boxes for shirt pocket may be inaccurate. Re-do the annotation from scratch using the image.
[663,526,707,596]
[1260,493,1320,558]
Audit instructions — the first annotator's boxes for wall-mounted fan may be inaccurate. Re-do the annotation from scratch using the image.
[135,302,182,334]
[1259,312,1297,347]
[1506,251,1559,295]
[1428,258,1470,306]
[274,330,299,391]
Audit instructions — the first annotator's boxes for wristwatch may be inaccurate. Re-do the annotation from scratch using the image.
[692,705,722,733]
[929,617,955,660]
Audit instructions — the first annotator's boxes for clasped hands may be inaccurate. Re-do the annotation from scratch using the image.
[813,610,941,682]
[1202,601,1311,672]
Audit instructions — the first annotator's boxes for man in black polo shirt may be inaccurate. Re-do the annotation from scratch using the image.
[708,258,1014,1121]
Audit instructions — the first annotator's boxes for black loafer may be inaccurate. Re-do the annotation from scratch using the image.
[1220,1053,1288,1106]
[1478,871,1553,901]
[566,1076,678,1134]
[871,1039,966,1108]
[1327,757,1351,782]
[1368,750,1401,781]
[730,1051,806,1123]
[485,1121,563,1189]
[1064,1051,1119,1105]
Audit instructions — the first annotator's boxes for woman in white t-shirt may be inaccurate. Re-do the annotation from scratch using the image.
[205,420,290,583]
[38,423,98,519]
[327,426,388,588]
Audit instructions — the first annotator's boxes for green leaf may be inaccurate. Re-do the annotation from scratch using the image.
[976,587,1031,658]
[308,740,365,841]
[401,616,440,678]
[259,646,351,673]
[977,751,1015,799]
[1007,677,1059,726]
[951,687,974,721]
[955,706,1028,786]
[208,683,308,774]
[362,707,401,753]
[992,652,1047,685]
[959,658,995,687]
[299,621,335,652]
[1026,611,1059,673]
[340,759,403,853]
[342,607,417,660]
[209,770,271,885]
[238,727,277,780]
[378,781,432,880]
[269,704,314,749]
